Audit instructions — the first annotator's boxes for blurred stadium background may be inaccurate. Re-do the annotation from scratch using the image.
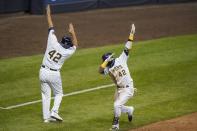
[0,0,196,14]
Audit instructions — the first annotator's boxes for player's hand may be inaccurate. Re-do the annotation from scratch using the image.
[128,24,135,41]
[130,24,135,35]
[68,23,75,34]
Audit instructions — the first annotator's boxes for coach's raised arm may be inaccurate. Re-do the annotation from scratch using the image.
[68,23,78,47]
[46,5,53,28]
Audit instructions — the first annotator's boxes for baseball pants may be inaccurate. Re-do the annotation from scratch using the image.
[39,67,63,120]
[114,84,134,117]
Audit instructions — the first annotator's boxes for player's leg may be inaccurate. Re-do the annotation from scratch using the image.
[121,105,133,113]
[120,88,135,122]
[121,105,134,122]
[50,72,63,121]
[41,82,51,122]
[112,90,121,130]
[112,88,134,129]
[114,89,132,118]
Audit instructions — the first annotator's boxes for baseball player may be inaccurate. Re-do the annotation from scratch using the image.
[39,5,78,123]
[99,24,136,130]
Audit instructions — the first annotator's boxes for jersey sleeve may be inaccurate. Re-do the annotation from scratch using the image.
[47,27,58,45]
[118,41,132,63]
[68,46,76,54]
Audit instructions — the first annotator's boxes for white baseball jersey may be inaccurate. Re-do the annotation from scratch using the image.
[42,28,76,70]
[101,41,135,121]
[40,28,76,120]
[104,43,133,88]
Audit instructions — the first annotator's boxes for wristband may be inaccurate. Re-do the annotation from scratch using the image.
[128,34,134,41]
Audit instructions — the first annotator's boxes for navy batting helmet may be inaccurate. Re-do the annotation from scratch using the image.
[102,52,113,61]
[60,36,73,49]
[102,52,115,67]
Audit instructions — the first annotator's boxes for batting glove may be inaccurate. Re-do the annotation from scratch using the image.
[128,24,135,41]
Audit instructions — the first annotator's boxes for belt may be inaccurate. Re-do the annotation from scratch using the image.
[41,65,58,71]
[117,85,130,88]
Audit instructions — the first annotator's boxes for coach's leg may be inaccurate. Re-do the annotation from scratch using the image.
[51,82,63,113]
[50,72,63,121]
[41,82,51,120]
[51,93,63,113]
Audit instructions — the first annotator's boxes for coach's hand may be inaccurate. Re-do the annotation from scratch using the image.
[68,23,75,34]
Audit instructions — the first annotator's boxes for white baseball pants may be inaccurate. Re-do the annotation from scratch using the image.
[114,84,135,117]
[39,67,63,120]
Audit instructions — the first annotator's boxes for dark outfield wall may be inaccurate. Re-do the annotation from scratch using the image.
[0,0,196,14]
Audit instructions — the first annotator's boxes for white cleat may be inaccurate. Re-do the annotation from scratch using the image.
[43,117,56,123]
[51,111,63,122]
[110,124,119,131]
[44,119,50,123]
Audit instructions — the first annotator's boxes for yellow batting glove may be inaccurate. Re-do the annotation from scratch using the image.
[128,24,135,41]
[101,61,108,68]
[129,34,134,41]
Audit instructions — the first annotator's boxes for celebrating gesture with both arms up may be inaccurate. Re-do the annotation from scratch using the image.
[39,4,78,123]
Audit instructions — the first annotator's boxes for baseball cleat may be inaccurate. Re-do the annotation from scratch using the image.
[110,117,119,131]
[43,117,56,123]
[128,106,134,122]
[51,111,63,122]
[128,114,133,122]
[110,125,119,131]
[44,119,50,123]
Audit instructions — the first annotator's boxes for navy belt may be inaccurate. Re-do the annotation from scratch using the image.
[117,85,130,88]
[41,65,58,71]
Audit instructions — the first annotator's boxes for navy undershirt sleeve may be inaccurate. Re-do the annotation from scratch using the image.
[124,48,129,56]
[48,27,54,33]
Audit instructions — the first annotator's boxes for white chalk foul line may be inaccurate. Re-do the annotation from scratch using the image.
[0,83,115,110]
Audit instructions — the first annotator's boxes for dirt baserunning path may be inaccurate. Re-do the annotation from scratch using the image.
[130,112,197,131]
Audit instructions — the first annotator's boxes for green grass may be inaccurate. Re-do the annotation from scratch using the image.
[0,34,197,131]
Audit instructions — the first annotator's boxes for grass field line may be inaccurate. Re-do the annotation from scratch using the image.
[0,83,115,110]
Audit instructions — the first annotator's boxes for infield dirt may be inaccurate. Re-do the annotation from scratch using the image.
[130,112,197,131]
[0,2,197,58]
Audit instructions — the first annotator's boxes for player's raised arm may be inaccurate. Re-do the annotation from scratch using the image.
[124,24,135,55]
[69,23,78,47]
[46,4,53,28]
[118,24,135,63]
